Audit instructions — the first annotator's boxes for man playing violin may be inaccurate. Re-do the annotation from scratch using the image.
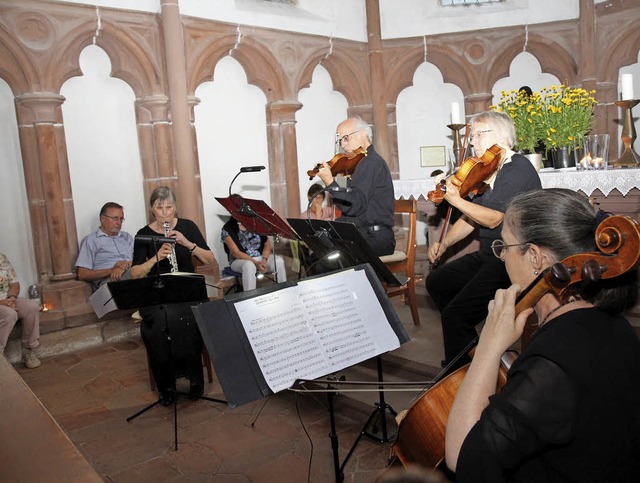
[426,111,541,371]
[446,188,640,482]
[316,116,395,256]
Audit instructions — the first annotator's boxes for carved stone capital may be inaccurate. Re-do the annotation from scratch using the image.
[15,92,65,124]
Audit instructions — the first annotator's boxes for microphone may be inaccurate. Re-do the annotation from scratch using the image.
[240,166,266,173]
[135,235,176,245]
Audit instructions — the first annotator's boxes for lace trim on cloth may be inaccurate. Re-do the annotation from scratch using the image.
[392,168,640,199]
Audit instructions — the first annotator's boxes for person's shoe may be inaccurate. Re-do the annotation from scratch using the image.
[160,390,175,406]
[24,350,41,369]
[188,381,204,400]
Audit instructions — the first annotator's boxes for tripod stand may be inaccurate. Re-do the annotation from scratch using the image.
[340,356,397,471]
[108,273,226,450]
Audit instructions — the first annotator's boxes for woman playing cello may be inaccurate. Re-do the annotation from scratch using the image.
[446,188,640,482]
[426,111,541,371]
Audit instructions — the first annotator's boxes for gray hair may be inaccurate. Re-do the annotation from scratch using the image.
[149,186,177,208]
[351,117,373,143]
[504,188,637,314]
[470,111,516,149]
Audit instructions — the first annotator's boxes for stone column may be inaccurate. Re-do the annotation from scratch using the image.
[136,94,176,210]
[365,0,395,173]
[160,0,205,231]
[266,100,302,217]
[15,92,77,282]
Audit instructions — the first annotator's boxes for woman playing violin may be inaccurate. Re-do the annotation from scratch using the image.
[426,111,541,371]
[446,188,640,482]
[315,117,395,256]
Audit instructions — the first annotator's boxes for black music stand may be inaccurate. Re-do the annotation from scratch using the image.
[108,274,226,450]
[287,218,408,287]
[193,264,410,482]
[217,195,298,283]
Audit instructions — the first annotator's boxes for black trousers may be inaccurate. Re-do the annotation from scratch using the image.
[425,251,511,370]
[139,302,204,394]
[358,226,396,257]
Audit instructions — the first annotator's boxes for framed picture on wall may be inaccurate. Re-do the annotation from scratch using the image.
[420,146,446,167]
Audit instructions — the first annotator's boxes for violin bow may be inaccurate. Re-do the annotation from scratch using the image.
[434,124,471,263]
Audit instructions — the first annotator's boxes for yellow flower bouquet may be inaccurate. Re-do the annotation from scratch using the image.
[492,89,544,154]
[538,85,597,153]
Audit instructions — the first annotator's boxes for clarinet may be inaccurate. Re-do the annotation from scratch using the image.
[163,221,179,272]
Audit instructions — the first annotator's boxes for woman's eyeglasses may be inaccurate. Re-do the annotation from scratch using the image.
[491,239,531,260]
[469,129,493,141]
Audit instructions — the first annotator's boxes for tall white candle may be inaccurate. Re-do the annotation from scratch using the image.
[621,73,634,100]
[451,102,461,124]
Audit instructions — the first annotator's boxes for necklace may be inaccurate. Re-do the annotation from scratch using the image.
[538,297,580,327]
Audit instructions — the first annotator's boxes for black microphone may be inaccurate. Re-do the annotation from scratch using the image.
[240,166,266,173]
[135,235,176,245]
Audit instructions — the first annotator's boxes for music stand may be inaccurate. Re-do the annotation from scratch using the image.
[108,274,225,450]
[287,218,408,287]
[217,195,298,283]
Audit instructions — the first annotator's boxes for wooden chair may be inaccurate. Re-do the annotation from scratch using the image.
[380,199,420,326]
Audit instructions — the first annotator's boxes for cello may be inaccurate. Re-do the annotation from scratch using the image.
[392,214,640,469]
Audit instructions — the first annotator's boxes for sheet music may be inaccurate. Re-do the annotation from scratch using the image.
[89,283,118,318]
[233,269,400,393]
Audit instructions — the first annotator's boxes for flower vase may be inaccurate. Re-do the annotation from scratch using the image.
[523,153,543,172]
[550,147,576,169]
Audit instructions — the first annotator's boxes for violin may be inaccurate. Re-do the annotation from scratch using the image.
[392,214,640,469]
[307,147,367,181]
[427,144,504,204]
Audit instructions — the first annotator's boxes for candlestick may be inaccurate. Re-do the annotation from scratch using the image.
[621,73,634,101]
[612,99,639,168]
[447,123,467,167]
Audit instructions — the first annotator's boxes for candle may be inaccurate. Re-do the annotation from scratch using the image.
[621,73,634,100]
[451,102,461,124]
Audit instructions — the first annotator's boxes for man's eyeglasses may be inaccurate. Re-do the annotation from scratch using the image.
[336,130,361,145]
[469,129,493,141]
[491,239,530,260]
[102,215,125,222]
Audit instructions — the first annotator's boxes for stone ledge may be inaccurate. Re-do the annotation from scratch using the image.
[5,312,140,365]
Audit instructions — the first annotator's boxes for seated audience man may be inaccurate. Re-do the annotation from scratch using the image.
[221,218,287,291]
[0,252,41,368]
[75,202,134,291]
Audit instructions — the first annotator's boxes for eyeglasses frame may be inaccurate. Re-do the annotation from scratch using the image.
[336,129,362,145]
[491,239,531,260]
